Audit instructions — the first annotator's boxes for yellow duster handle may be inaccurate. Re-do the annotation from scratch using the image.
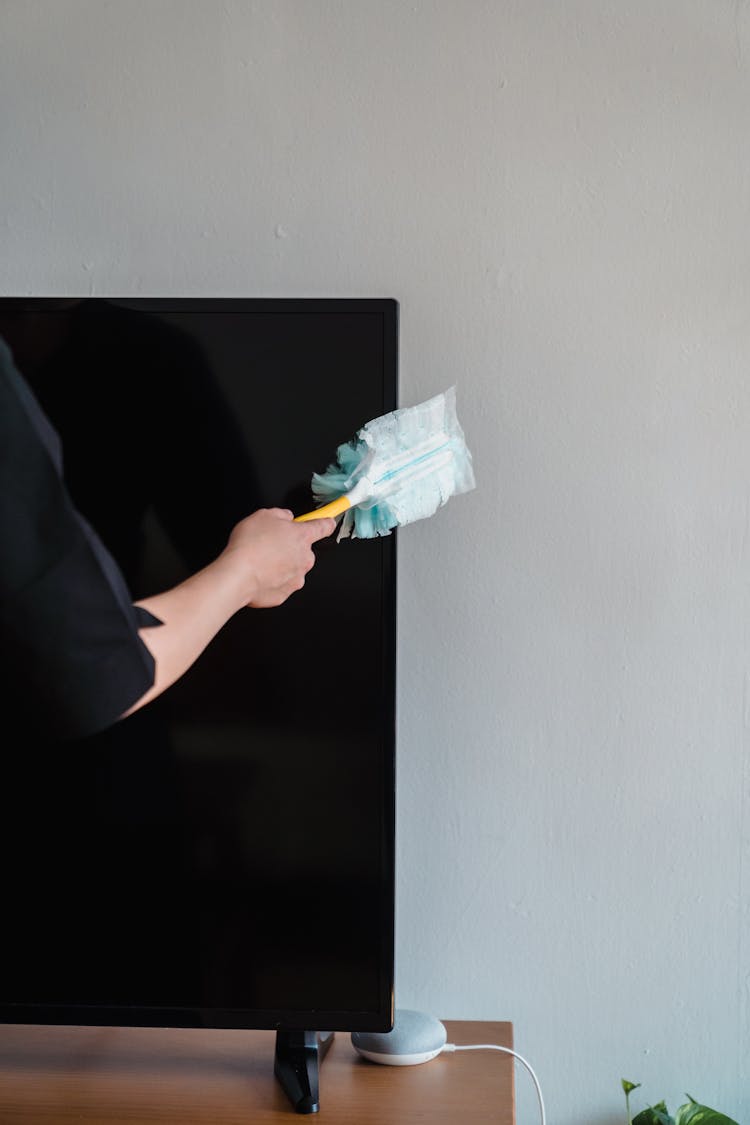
[294,494,352,522]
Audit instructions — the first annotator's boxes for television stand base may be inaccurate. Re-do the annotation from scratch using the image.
[274,1029,335,1114]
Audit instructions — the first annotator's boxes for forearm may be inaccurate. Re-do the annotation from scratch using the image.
[124,554,247,716]
[120,508,334,719]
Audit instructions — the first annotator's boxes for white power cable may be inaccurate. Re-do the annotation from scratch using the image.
[442,1042,546,1125]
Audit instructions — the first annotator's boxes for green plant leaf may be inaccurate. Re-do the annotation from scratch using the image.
[673,1097,739,1125]
[623,1078,643,1125]
[633,1104,674,1125]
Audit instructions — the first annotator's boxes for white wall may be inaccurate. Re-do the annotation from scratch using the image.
[2,2,749,1121]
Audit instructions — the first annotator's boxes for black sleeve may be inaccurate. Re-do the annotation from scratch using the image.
[0,339,159,741]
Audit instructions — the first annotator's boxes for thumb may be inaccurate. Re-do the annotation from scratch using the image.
[304,517,337,543]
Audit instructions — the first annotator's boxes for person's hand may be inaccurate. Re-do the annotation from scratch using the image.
[220,508,336,608]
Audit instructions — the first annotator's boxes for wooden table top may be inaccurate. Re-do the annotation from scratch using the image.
[0,1020,515,1123]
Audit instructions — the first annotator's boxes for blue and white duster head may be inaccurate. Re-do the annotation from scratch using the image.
[310,387,475,539]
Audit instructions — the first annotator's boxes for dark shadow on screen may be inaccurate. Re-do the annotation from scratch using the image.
[0,298,263,1008]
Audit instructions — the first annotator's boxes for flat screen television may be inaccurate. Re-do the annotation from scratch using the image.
[0,297,397,1112]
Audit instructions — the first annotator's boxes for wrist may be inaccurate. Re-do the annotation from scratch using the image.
[213,546,259,611]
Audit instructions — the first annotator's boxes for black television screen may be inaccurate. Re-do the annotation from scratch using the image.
[0,297,396,1037]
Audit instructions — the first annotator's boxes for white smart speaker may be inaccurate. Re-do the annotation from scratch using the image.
[351,1009,447,1066]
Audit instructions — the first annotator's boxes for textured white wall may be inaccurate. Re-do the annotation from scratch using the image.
[2,2,750,1121]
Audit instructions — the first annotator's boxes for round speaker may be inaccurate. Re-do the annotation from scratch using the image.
[351,1009,447,1066]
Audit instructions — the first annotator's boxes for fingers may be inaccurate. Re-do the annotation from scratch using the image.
[251,574,305,609]
[302,516,337,543]
[251,508,334,538]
